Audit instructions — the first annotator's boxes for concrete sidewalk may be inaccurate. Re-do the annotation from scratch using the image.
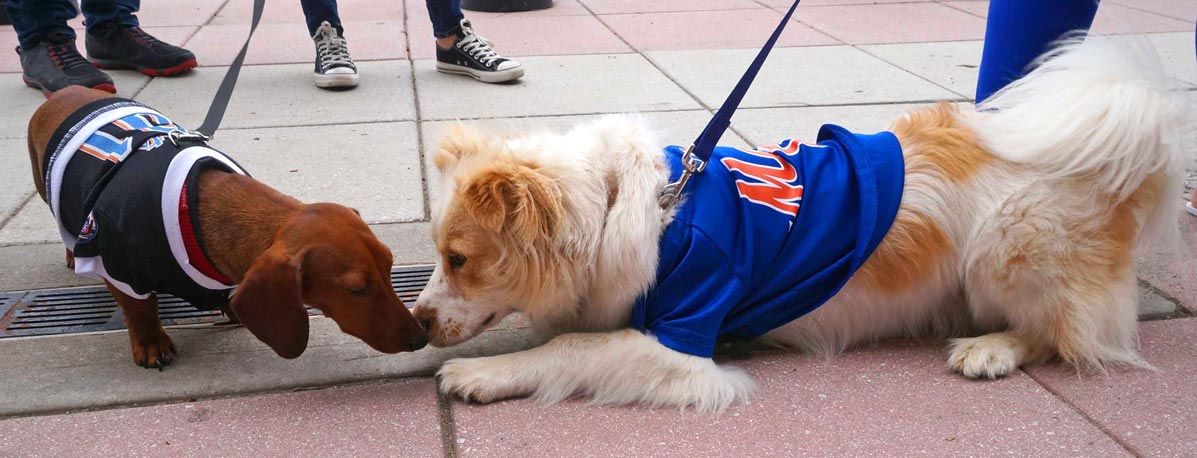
[1,0,1195,456]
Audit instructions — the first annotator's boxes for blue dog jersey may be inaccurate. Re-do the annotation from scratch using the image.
[630,124,905,357]
[42,98,248,308]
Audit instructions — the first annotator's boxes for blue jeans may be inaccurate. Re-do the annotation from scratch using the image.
[300,0,341,36]
[298,0,462,38]
[427,0,464,39]
[5,0,140,49]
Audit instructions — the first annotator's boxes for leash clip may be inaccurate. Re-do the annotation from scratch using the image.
[167,129,212,147]
[659,144,707,208]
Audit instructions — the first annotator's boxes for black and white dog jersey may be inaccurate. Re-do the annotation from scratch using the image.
[43,98,248,309]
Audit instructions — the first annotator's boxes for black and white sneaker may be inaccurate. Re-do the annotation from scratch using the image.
[435,19,523,83]
[312,21,358,89]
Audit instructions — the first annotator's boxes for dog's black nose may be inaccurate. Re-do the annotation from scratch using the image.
[408,333,429,351]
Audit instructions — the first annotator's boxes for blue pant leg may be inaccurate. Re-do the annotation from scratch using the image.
[300,0,341,36]
[80,0,139,31]
[427,0,464,38]
[975,0,1100,102]
[5,0,78,49]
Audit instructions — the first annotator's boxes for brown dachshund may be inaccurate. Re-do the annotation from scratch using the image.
[26,87,427,369]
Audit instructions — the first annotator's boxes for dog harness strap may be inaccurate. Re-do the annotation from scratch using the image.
[661,0,803,206]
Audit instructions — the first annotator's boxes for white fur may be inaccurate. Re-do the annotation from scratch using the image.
[425,39,1190,411]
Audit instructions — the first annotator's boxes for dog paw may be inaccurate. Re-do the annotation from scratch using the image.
[438,356,531,403]
[947,335,1021,379]
[129,330,177,370]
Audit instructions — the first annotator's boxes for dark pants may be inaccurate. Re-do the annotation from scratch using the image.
[298,0,463,38]
[426,0,464,39]
[5,0,139,49]
[299,0,341,36]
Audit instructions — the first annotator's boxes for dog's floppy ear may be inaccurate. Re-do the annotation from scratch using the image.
[229,245,310,359]
[434,122,489,172]
[461,162,563,243]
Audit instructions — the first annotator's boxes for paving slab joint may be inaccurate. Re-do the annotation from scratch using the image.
[435,377,460,458]
[1020,368,1144,457]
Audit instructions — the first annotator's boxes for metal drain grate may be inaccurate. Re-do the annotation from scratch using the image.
[0,264,434,338]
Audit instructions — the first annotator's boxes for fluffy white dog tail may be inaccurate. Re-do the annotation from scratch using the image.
[970,36,1190,200]
[967,36,1192,249]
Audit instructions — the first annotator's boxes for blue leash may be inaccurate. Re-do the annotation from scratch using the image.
[661,0,803,206]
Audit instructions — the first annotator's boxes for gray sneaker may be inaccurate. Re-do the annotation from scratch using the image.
[18,33,115,97]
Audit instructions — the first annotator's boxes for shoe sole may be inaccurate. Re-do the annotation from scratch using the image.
[1187,202,1197,217]
[436,62,524,83]
[23,76,117,98]
[91,57,198,77]
[314,72,360,88]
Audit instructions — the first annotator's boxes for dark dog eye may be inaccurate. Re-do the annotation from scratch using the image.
[448,253,467,268]
[348,281,369,296]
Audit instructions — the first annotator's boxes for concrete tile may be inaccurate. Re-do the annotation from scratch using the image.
[452,342,1126,456]
[1093,3,1193,35]
[940,0,989,18]
[414,54,699,120]
[1026,318,1197,457]
[0,200,60,246]
[0,138,34,223]
[420,110,748,204]
[413,0,591,18]
[406,14,629,60]
[371,222,436,265]
[581,0,764,14]
[209,122,423,224]
[212,0,405,25]
[0,379,443,457]
[727,103,930,146]
[0,26,195,74]
[1136,214,1197,314]
[860,40,983,98]
[797,3,987,44]
[183,21,407,67]
[0,242,98,291]
[647,46,959,108]
[135,60,416,129]
[599,10,840,51]
[1113,0,1197,23]
[0,315,541,417]
[1146,32,1197,86]
[130,0,223,27]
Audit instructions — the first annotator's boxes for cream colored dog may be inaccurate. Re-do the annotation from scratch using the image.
[414,39,1191,411]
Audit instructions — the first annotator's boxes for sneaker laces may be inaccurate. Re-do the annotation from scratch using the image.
[457,21,502,66]
[43,35,90,70]
[313,22,353,70]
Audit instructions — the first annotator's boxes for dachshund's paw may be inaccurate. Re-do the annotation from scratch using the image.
[438,356,532,403]
[129,329,177,370]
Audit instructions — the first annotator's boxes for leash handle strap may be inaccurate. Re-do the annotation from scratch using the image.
[195,0,266,137]
[689,0,802,165]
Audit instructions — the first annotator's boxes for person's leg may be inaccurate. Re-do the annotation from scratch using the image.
[80,0,139,30]
[6,0,114,94]
[427,0,465,43]
[300,0,342,36]
[5,0,78,49]
[975,0,1100,103]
